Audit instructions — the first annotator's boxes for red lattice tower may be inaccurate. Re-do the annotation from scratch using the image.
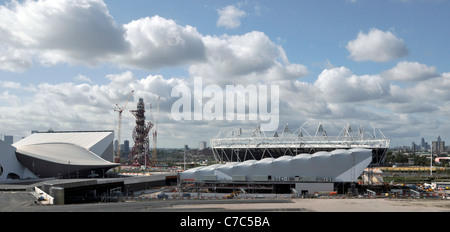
[128,98,153,166]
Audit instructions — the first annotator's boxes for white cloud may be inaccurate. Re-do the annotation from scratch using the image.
[0,91,21,105]
[0,80,21,89]
[0,1,208,72]
[217,5,246,29]
[0,0,128,66]
[381,71,450,114]
[0,0,306,83]
[2,66,450,148]
[0,71,187,142]
[278,80,331,118]
[120,16,206,70]
[382,61,438,82]
[314,66,390,103]
[346,28,408,62]
[189,31,308,85]
[74,74,93,84]
[0,46,33,72]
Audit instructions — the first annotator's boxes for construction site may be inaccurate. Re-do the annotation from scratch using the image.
[1,91,450,211]
[113,90,160,167]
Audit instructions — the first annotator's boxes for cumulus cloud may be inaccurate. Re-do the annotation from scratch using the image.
[277,80,331,118]
[217,5,246,29]
[189,31,308,84]
[0,71,187,141]
[0,0,207,72]
[346,28,408,62]
[0,0,128,66]
[120,16,206,70]
[0,0,300,80]
[0,0,308,86]
[0,46,33,72]
[382,61,438,82]
[2,66,450,147]
[381,71,450,115]
[314,66,390,103]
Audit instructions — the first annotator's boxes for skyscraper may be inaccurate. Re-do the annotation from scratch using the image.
[199,141,207,150]
[420,137,426,151]
[3,135,13,145]
[432,135,445,156]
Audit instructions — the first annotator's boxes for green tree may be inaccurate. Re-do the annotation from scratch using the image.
[414,155,428,166]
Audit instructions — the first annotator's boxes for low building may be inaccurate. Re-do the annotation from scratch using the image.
[179,148,372,195]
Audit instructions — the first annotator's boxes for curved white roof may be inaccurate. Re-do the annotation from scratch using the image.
[13,131,118,178]
[180,148,372,182]
[13,131,113,158]
[17,143,114,166]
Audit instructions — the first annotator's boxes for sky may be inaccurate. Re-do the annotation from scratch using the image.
[0,0,449,148]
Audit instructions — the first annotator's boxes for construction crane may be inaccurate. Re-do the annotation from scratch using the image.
[114,90,134,163]
[152,96,160,164]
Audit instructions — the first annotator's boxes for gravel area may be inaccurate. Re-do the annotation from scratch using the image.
[171,198,450,212]
[3,190,450,212]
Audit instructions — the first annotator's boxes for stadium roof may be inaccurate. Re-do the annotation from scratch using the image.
[16,143,115,166]
[180,148,373,183]
[13,131,118,178]
[14,131,113,151]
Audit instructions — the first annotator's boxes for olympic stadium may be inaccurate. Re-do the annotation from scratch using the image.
[177,123,391,196]
[210,123,390,166]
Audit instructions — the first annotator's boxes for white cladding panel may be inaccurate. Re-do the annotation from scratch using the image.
[13,131,113,155]
[180,148,372,182]
[0,139,36,182]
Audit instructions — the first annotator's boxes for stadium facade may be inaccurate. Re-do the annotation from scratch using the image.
[0,131,119,181]
[211,123,390,166]
[180,148,372,183]
[179,148,374,195]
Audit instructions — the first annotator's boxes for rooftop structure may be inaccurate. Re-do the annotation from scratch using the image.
[9,130,118,179]
[180,148,373,183]
[211,123,390,165]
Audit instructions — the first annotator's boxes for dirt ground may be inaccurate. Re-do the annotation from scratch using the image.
[171,198,450,212]
[3,191,450,212]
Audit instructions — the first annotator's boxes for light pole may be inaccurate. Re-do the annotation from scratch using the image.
[68,160,70,179]
[430,146,433,176]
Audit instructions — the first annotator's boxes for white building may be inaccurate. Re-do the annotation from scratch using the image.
[180,148,372,183]
[0,139,36,181]
[0,131,118,182]
[199,141,207,150]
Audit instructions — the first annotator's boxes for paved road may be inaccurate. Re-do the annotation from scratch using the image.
[0,191,294,212]
[0,191,40,212]
[3,191,450,212]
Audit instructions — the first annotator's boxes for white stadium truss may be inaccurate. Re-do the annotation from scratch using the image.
[211,123,390,165]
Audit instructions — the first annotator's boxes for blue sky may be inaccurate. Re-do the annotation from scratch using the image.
[0,0,449,148]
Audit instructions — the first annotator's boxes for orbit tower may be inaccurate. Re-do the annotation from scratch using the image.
[128,98,153,166]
